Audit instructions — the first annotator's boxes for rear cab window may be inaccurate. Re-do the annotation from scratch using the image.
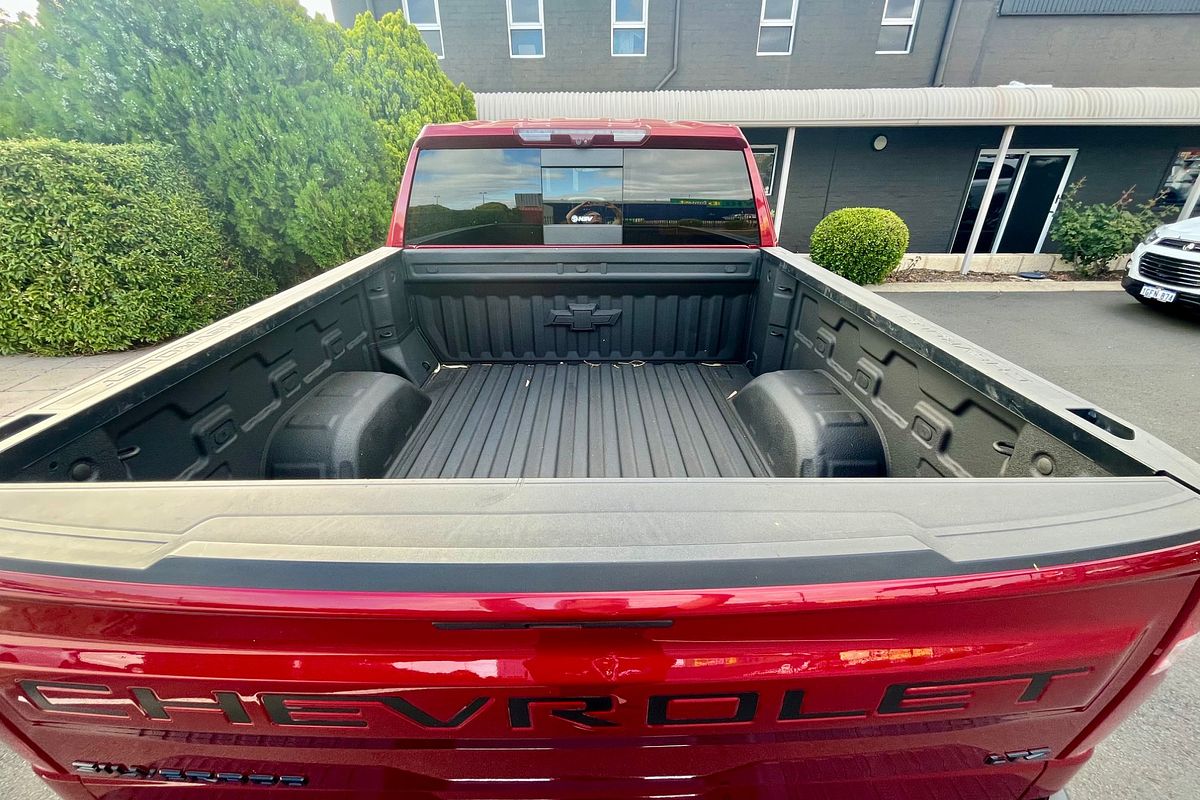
[405,147,760,246]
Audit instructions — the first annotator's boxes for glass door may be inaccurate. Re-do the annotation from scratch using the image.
[952,149,1076,254]
[951,153,1021,253]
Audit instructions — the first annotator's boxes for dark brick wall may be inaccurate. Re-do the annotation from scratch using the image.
[939,2,1200,87]
[665,0,953,90]
[333,0,369,26]
[422,0,676,93]
[330,0,1200,91]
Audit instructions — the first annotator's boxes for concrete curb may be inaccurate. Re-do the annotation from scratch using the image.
[874,281,1124,293]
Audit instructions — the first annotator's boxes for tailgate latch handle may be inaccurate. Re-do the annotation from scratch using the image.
[547,303,622,332]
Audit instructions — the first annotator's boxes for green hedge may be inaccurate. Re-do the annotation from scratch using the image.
[809,207,910,285]
[0,138,272,355]
[0,0,396,282]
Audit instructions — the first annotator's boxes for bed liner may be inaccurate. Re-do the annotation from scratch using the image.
[390,362,769,479]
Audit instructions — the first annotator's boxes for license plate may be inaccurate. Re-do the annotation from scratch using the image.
[1141,285,1177,303]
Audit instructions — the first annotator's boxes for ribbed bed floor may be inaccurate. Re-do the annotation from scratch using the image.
[391,362,769,478]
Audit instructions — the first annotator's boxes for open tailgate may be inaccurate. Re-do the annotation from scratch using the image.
[1,481,1199,799]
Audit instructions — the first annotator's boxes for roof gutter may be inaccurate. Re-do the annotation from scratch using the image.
[655,0,682,90]
[931,0,965,86]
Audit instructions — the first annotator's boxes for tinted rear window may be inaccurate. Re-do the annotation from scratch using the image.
[404,148,759,246]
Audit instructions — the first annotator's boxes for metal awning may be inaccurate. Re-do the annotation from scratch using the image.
[474,86,1200,127]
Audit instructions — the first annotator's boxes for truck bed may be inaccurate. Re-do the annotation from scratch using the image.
[392,362,767,478]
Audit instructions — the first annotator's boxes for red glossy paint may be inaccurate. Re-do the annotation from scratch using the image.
[1,542,1198,799]
[385,118,774,248]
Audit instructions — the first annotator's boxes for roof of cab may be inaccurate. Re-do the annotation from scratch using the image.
[414,119,750,149]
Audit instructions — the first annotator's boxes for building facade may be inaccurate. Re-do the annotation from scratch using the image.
[332,0,1200,255]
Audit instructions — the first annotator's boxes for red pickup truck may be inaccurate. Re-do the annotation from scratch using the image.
[1,120,1199,800]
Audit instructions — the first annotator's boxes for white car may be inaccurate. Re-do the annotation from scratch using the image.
[1123,215,1200,312]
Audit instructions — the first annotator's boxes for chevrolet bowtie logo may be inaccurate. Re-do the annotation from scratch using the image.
[547,303,622,332]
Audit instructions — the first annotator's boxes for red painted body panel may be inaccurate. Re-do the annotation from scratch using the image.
[1,543,1198,799]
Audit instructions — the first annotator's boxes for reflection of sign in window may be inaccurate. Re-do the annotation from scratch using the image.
[751,145,777,196]
[1157,149,1200,220]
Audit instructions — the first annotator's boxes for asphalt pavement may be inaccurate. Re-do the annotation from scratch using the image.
[0,288,1196,799]
[887,289,1200,800]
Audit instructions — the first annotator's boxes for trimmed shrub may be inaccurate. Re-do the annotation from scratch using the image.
[809,208,910,285]
[0,138,272,355]
[0,0,394,282]
[1050,180,1166,278]
[337,10,476,185]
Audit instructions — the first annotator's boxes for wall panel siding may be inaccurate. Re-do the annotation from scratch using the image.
[773,126,1200,254]
[1000,0,1200,13]
[776,127,998,253]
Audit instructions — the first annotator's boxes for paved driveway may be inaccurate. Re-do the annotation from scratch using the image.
[886,289,1199,800]
[0,289,1196,798]
[0,350,150,420]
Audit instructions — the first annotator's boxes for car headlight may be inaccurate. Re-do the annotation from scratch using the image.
[1143,229,1163,245]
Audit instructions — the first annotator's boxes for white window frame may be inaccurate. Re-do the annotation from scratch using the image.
[402,0,444,59]
[611,0,648,57]
[876,0,921,55]
[951,148,1078,254]
[507,0,546,59]
[751,144,778,196]
[757,0,798,57]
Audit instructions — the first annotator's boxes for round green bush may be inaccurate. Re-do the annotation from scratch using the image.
[0,138,273,355]
[809,208,910,285]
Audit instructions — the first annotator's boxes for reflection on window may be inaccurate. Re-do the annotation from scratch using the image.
[406,149,543,245]
[405,148,759,246]
[751,145,778,196]
[507,0,545,57]
[612,0,648,56]
[402,0,443,58]
[543,167,624,224]
[623,149,758,245]
[758,0,797,56]
[952,153,1020,252]
[877,0,921,54]
[1156,149,1200,220]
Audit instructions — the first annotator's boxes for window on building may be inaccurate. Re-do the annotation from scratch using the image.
[402,0,443,58]
[757,0,798,56]
[507,0,545,58]
[612,0,648,56]
[1156,149,1200,220]
[876,0,920,54]
[751,145,778,196]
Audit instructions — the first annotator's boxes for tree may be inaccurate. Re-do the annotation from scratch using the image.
[0,0,394,281]
[336,10,475,184]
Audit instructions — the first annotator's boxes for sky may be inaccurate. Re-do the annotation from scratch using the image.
[0,0,335,21]
[299,0,334,19]
[0,0,35,20]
